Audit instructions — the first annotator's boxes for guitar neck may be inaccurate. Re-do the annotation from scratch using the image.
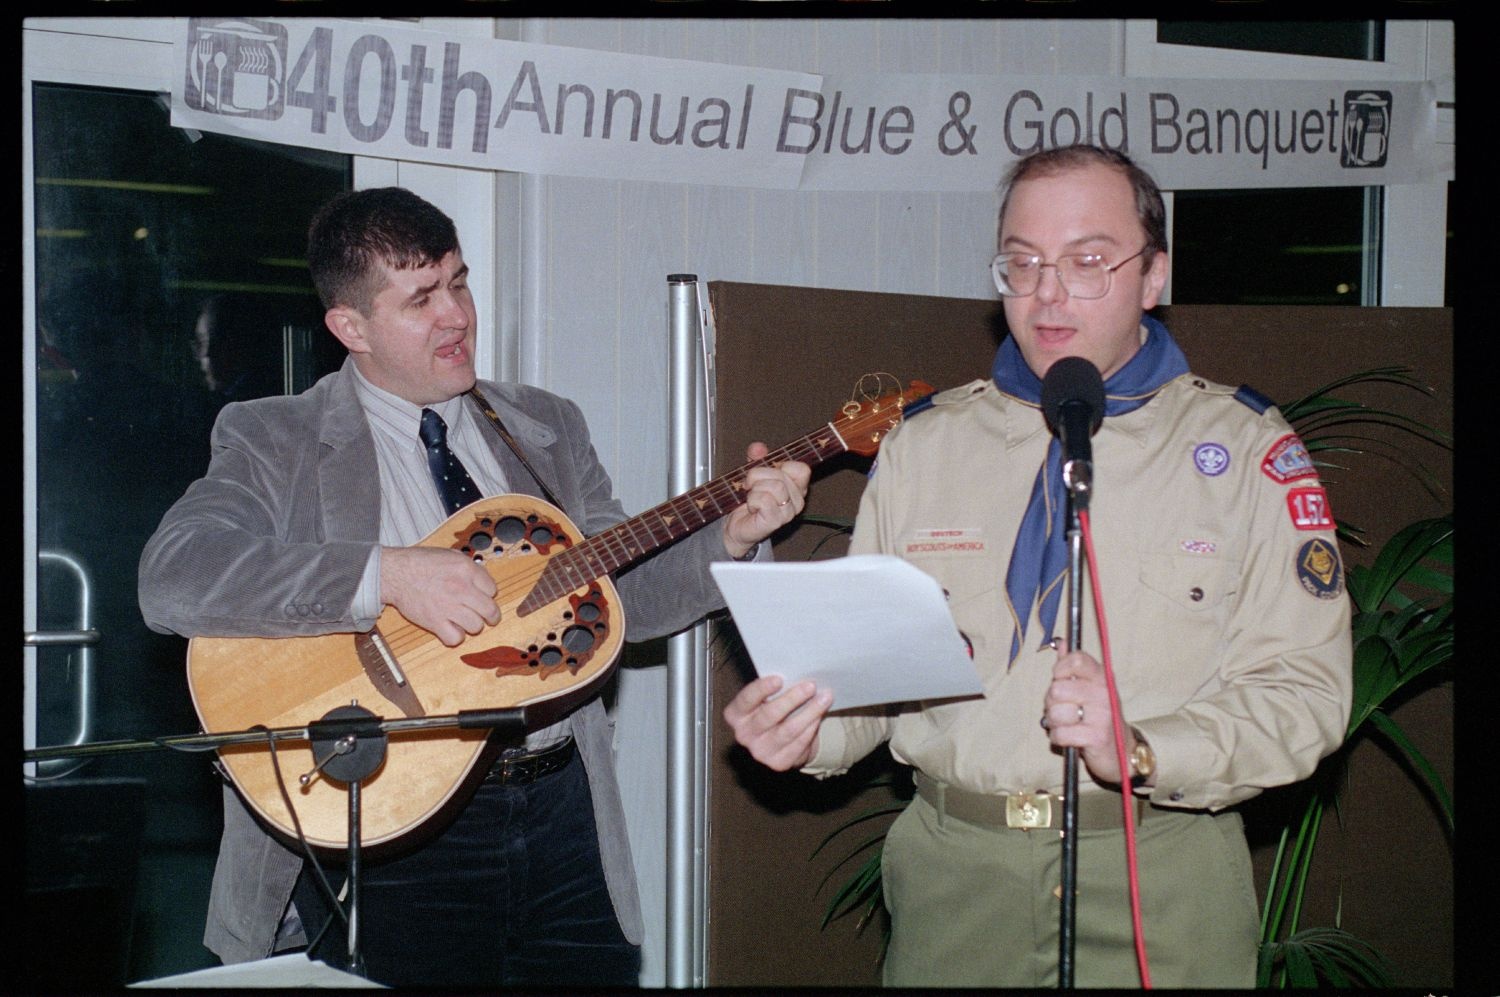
[518,423,854,614]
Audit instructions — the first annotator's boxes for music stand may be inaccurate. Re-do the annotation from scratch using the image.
[25,704,528,984]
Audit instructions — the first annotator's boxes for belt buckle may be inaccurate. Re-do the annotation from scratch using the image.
[1006,791,1052,830]
[499,752,538,784]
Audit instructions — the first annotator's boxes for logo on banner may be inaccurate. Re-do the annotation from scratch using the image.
[1342,91,1392,168]
[184,18,288,120]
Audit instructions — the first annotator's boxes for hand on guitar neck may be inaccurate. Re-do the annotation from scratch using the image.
[721,441,812,559]
[380,546,502,647]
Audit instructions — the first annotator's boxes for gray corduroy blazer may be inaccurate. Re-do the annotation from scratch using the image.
[139,360,734,964]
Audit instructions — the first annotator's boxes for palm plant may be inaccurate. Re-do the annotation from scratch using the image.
[810,776,902,945]
[1255,515,1453,988]
[1276,365,1451,548]
[1255,368,1453,988]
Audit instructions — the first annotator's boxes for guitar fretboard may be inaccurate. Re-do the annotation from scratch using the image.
[517,425,851,615]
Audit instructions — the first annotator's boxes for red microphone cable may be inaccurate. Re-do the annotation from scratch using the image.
[1077,506,1152,989]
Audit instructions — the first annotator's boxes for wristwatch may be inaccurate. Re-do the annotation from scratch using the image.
[733,540,762,562]
[1128,727,1156,789]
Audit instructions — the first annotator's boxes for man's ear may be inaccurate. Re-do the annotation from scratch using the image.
[324,305,369,355]
[1140,250,1169,311]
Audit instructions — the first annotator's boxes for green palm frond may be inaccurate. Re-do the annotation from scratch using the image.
[1278,366,1448,449]
[1259,927,1394,989]
[808,778,903,934]
[1280,367,1453,536]
[1367,709,1453,831]
[1259,515,1453,987]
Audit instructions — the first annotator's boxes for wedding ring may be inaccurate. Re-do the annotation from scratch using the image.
[1076,704,1086,723]
[1039,713,1051,731]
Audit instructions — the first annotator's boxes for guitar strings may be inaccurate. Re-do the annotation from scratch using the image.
[372,418,871,661]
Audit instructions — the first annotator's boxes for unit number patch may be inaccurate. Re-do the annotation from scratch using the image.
[1286,486,1334,531]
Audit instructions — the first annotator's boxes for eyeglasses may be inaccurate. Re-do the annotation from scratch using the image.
[991,246,1149,300]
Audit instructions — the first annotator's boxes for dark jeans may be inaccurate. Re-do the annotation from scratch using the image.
[293,751,640,988]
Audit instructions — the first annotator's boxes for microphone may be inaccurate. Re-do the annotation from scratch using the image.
[1041,357,1105,507]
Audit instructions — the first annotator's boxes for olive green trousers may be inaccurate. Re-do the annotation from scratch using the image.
[880,790,1259,988]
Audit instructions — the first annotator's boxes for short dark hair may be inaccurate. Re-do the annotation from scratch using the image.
[306,187,460,314]
[997,145,1168,266]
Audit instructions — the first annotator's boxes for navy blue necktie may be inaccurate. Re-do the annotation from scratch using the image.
[419,408,483,515]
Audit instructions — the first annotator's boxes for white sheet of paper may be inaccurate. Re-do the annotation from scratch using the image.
[130,954,381,988]
[710,555,983,712]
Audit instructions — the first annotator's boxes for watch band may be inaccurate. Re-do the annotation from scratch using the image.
[1128,726,1155,789]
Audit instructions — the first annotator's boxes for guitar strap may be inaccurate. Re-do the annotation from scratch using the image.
[466,385,567,512]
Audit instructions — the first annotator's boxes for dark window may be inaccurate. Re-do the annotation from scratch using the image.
[1153,21,1388,305]
[1170,187,1375,306]
[1157,20,1383,62]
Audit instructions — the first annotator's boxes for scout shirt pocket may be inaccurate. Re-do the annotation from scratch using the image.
[1134,549,1241,678]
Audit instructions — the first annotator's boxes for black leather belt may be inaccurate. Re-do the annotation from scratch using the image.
[485,736,576,785]
[915,771,1148,831]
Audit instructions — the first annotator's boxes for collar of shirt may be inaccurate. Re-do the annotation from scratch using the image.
[349,364,467,454]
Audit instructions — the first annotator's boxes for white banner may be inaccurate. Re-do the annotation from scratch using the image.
[171,18,1452,192]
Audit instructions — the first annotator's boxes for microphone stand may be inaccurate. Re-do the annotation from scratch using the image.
[1058,452,1092,989]
[24,703,528,980]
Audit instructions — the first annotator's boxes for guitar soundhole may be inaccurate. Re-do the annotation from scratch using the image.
[495,517,527,544]
[529,525,554,546]
[469,531,492,550]
[459,580,612,678]
[562,625,595,654]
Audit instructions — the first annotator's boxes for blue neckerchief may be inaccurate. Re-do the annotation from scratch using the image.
[992,315,1190,667]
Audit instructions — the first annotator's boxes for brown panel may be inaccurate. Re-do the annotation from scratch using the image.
[705,282,1003,987]
[705,284,1453,986]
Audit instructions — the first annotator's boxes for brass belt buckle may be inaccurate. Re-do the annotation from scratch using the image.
[1006,791,1052,830]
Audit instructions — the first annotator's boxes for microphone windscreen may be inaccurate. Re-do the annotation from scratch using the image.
[1040,357,1106,434]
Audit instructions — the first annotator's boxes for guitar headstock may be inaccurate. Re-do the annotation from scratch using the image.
[834,375,936,457]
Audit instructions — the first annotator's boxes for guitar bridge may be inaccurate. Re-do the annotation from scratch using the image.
[355,629,426,717]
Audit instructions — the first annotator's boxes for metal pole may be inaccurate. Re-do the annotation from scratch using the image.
[1058,452,1091,988]
[1059,516,1084,988]
[666,274,710,988]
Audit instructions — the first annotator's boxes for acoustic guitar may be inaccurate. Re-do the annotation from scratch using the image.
[187,379,933,848]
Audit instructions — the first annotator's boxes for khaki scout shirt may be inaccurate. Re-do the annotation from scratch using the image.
[805,373,1353,811]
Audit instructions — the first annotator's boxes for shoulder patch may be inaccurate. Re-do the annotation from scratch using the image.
[1261,433,1318,484]
[1295,537,1344,600]
[1233,385,1276,414]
